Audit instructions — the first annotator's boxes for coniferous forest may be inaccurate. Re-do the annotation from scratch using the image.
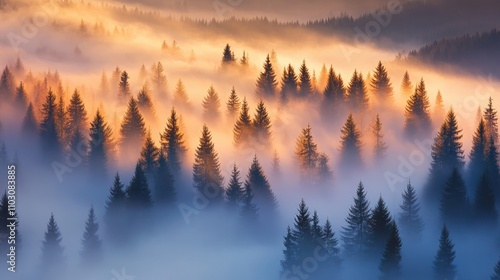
[1,0,500,279]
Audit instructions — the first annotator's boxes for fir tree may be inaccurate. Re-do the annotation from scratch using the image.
[245,156,278,218]
[280,64,298,101]
[372,114,387,159]
[55,94,68,147]
[341,182,371,259]
[379,222,402,280]
[398,181,424,239]
[239,184,259,223]
[368,196,393,256]
[68,128,87,164]
[15,81,28,109]
[202,85,221,123]
[0,66,15,98]
[160,108,187,174]
[67,89,88,137]
[316,153,333,184]
[221,43,236,65]
[281,226,297,273]
[126,163,153,209]
[192,125,224,206]
[240,51,249,66]
[433,225,456,280]
[292,199,314,260]
[323,66,345,110]
[233,97,253,148]
[474,173,498,226]
[400,71,412,96]
[252,100,272,147]
[41,214,65,270]
[346,70,369,112]
[339,114,363,168]
[484,97,498,146]
[295,124,318,180]
[104,174,126,244]
[150,62,168,98]
[311,211,323,241]
[119,97,146,153]
[87,109,114,179]
[255,54,278,99]
[39,89,62,160]
[468,118,488,192]
[298,60,313,98]
[137,83,156,121]
[440,168,469,225]
[118,71,131,100]
[173,79,190,108]
[154,152,176,206]
[225,163,244,213]
[323,218,341,263]
[226,87,240,120]
[370,61,393,103]
[80,206,101,264]
[22,102,38,137]
[485,137,500,199]
[404,78,432,138]
[139,130,160,180]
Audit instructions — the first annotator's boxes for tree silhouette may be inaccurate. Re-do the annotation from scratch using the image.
[281,226,297,274]
[316,153,333,184]
[280,64,298,102]
[225,163,244,213]
[372,114,387,159]
[404,78,432,138]
[221,43,236,65]
[474,173,497,227]
[22,102,38,137]
[323,66,345,112]
[173,79,190,109]
[434,91,445,123]
[370,61,393,103]
[202,85,221,123]
[433,225,456,280]
[226,87,240,120]
[15,81,28,109]
[118,71,131,100]
[339,113,363,169]
[126,163,153,209]
[367,196,393,256]
[139,130,160,182]
[67,89,88,137]
[104,174,126,245]
[379,222,402,280]
[398,181,424,239]
[87,109,114,179]
[467,118,488,193]
[252,100,272,147]
[80,206,101,264]
[0,66,15,98]
[440,168,469,226]
[41,214,65,271]
[295,124,318,181]
[400,71,412,96]
[150,62,168,99]
[245,156,278,217]
[39,89,62,160]
[298,60,313,98]
[160,108,187,175]
[233,97,253,148]
[120,97,146,155]
[255,54,278,99]
[137,83,156,121]
[239,184,259,224]
[154,152,176,206]
[346,70,369,112]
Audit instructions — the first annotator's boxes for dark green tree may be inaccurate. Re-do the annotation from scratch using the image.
[292,199,314,260]
[346,70,369,112]
[245,156,278,216]
[440,168,469,226]
[126,163,153,209]
[160,108,187,174]
[323,66,345,110]
[339,113,363,169]
[252,100,272,147]
[404,78,432,138]
[398,181,424,239]
[280,64,298,102]
[225,163,244,213]
[226,87,240,120]
[370,61,393,103]
[433,225,456,280]
[298,60,313,98]
[154,152,176,206]
[379,221,402,280]
[368,196,393,256]
[39,89,62,160]
[233,97,253,148]
[295,124,318,180]
[80,206,101,264]
[255,54,278,99]
[67,89,88,136]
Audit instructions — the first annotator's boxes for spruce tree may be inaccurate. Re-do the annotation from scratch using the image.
[323,66,345,110]
[255,54,278,99]
[239,184,259,223]
[154,152,176,206]
[68,128,87,163]
[104,174,126,244]
[0,66,15,98]
[41,214,65,270]
[467,118,488,192]
[67,89,88,136]
[323,219,341,263]
[440,168,469,225]
[346,70,369,112]
[281,226,297,273]
[474,174,498,226]
[202,85,221,123]
[485,137,500,199]
[252,100,272,147]
[80,206,101,264]
[221,43,236,65]
[233,97,253,148]
[192,125,224,206]
[126,163,153,209]
[87,109,114,179]
[119,97,146,153]
[118,71,131,100]
[160,108,187,174]
[484,97,498,146]
[404,78,432,138]
[22,102,38,137]
[150,62,168,98]
[245,156,278,216]
[372,114,387,159]
[280,64,298,101]
[400,71,412,96]
[240,51,249,67]
[398,181,424,239]
[225,163,244,213]
[433,225,456,280]
[139,130,160,181]
[341,182,371,259]
[379,222,402,280]
[55,94,68,147]
[226,87,240,120]
[339,113,363,168]
[316,153,333,184]
[137,83,156,121]
[39,89,62,160]
[370,61,393,103]
[368,196,393,256]
[15,81,28,109]
[311,211,323,241]
[173,79,190,108]
[298,60,313,98]
[295,124,318,180]
[292,199,314,260]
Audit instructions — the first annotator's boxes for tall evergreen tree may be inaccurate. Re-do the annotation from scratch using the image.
[316,153,333,184]
[225,163,244,213]
[160,108,187,174]
[39,89,62,160]
[41,214,65,271]
[15,81,28,109]
[67,89,88,136]
[233,97,253,148]
[226,87,240,120]
[119,97,146,154]
[368,196,393,256]
[433,225,456,280]
[370,61,393,103]
[280,64,298,101]
[398,181,424,239]
[126,163,153,209]
[341,182,371,259]
[104,174,126,244]
[323,66,345,110]
[154,152,176,206]
[239,184,259,223]
[173,79,190,108]
[295,124,318,180]
[474,173,498,226]
[202,85,221,123]
[404,78,432,138]
[22,102,38,137]
[292,199,314,260]
[0,66,15,98]
[281,226,297,273]
[400,71,412,96]
[192,125,224,206]
[252,100,272,147]
[150,62,168,98]
[55,94,68,147]
[240,51,249,67]
[221,43,236,65]
[137,83,156,121]
[298,60,313,98]
[440,168,469,225]
[118,71,131,100]
[484,97,498,146]
[372,114,387,159]
[485,137,500,199]
[87,110,114,179]
[323,219,341,263]
[245,156,278,216]
[311,211,323,241]
[255,54,278,99]
[346,70,369,112]
[80,206,101,264]
[339,114,363,168]
[139,130,160,181]
[467,118,488,192]
[379,222,402,280]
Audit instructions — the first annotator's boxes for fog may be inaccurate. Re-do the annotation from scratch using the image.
[0,0,499,279]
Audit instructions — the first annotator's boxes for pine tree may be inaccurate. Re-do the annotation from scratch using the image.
[120,97,146,153]
[154,152,176,206]
[341,182,371,259]
[104,174,126,244]
[252,100,272,147]
[323,219,341,263]
[137,83,156,121]
[41,214,64,270]
[192,125,224,206]
[240,51,249,66]
[298,60,313,98]
[150,62,168,98]
[400,71,412,96]
[67,89,88,136]
[485,137,500,199]
[225,163,244,213]
[80,206,101,264]
[316,153,333,184]
[22,102,38,137]
[160,108,187,174]
[379,222,402,280]
[474,173,498,226]
[433,225,456,280]
[323,66,345,110]
[255,54,278,99]
[292,199,314,260]
[68,128,87,163]
[55,94,68,147]
[467,118,488,193]
[87,109,114,179]
[281,226,297,273]
[15,81,28,109]
[368,196,393,256]
[118,71,131,100]
[233,97,253,148]
[370,61,393,103]
[491,258,500,280]
[398,181,424,239]
[126,163,153,209]
[372,114,387,159]
[239,184,259,223]
[484,97,498,146]
[0,66,15,98]
[404,78,432,138]
[221,43,236,65]
[339,114,363,168]
[434,91,445,122]
[311,211,323,241]
[440,168,469,225]
[226,87,240,120]
[139,130,160,180]
[202,85,221,123]
[295,124,318,180]
[173,79,190,108]
[346,70,369,112]
[280,64,298,101]
[425,109,465,203]
[245,156,278,216]
[39,89,62,160]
